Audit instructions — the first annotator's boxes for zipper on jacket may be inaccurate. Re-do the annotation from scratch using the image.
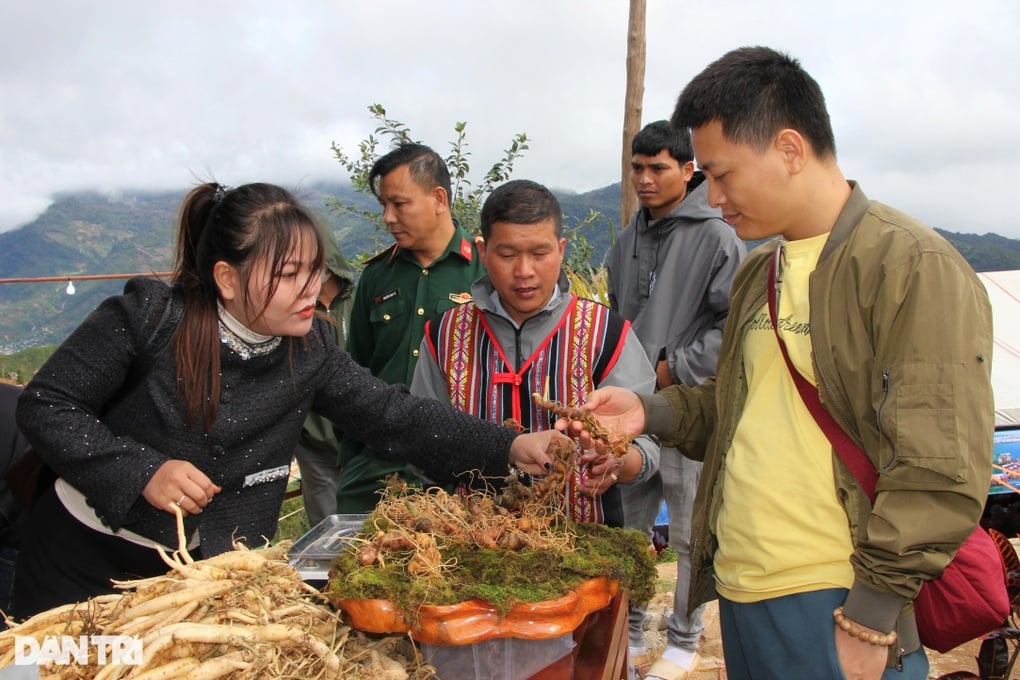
[513,324,525,373]
[876,369,896,470]
[487,312,527,372]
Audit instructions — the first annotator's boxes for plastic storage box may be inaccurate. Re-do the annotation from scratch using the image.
[287,513,368,585]
[421,634,574,680]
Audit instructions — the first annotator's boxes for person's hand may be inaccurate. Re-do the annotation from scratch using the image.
[834,621,890,680]
[143,459,222,516]
[578,446,641,496]
[554,386,646,451]
[509,430,565,476]
[577,449,621,496]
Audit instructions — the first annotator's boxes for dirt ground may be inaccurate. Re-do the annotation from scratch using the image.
[640,562,984,680]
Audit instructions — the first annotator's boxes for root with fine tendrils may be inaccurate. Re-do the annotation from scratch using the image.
[532,392,632,457]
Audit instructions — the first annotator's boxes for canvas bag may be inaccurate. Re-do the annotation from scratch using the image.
[766,246,1009,653]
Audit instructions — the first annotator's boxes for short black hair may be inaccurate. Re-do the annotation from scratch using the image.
[480,180,562,241]
[671,46,836,159]
[367,142,453,205]
[632,120,694,164]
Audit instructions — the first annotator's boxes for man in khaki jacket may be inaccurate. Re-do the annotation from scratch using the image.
[562,46,993,680]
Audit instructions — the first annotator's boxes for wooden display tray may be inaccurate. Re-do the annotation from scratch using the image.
[529,589,630,680]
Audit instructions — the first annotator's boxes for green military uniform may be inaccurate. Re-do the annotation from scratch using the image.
[336,222,484,512]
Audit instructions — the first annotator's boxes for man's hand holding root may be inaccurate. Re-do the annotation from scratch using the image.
[578,445,642,496]
[554,386,646,452]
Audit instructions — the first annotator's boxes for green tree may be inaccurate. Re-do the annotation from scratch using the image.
[563,208,614,304]
[0,345,57,384]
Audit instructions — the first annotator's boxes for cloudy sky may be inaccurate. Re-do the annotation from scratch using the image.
[1,1,1017,237]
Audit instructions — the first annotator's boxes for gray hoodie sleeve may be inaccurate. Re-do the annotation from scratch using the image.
[670,236,746,385]
[409,334,450,402]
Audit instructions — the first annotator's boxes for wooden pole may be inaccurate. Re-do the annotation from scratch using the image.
[0,272,172,285]
[621,0,646,229]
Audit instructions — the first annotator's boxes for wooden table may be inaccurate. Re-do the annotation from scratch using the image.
[529,591,630,679]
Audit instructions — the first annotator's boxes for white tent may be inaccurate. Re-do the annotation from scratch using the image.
[978,270,1020,426]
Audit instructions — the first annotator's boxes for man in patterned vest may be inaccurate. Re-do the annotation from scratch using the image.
[410,179,659,526]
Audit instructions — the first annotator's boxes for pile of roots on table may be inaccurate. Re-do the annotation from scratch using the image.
[327,434,657,626]
[0,506,437,680]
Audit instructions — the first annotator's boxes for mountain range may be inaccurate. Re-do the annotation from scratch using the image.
[3,182,1020,353]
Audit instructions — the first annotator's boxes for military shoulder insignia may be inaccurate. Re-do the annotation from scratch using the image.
[364,243,399,265]
[459,237,474,261]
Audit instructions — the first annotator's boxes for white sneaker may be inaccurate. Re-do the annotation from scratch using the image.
[629,646,650,680]
[644,646,700,680]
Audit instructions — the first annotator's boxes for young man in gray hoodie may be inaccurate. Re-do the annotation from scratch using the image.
[606,120,745,680]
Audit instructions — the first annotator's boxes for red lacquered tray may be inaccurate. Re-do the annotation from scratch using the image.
[334,576,619,646]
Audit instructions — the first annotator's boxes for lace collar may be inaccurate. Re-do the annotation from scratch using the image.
[217,302,282,359]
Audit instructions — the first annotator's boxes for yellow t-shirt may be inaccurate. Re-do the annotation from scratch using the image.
[714,234,854,602]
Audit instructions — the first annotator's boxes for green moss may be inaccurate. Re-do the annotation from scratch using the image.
[272,493,310,544]
[327,521,656,620]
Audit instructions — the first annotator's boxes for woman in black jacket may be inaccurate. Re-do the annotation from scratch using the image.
[13,182,560,618]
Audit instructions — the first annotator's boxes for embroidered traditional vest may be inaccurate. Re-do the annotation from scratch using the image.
[428,294,625,523]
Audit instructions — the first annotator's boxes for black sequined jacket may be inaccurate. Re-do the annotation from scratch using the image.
[16,277,516,555]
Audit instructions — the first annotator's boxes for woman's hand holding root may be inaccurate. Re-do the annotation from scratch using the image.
[142,459,221,516]
[509,430,566,476]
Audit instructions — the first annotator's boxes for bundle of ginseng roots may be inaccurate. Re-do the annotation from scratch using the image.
[0,506,436,680]
[328,396,657,619]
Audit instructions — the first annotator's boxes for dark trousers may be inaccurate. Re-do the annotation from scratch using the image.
[0,544,16,626]
[11,484,200,620]
[719,588,929,680]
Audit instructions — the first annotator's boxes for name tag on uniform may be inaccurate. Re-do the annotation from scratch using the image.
[243,465,290,488]
[374,289,400,304]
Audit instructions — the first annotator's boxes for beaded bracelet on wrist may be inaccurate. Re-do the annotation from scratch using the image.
[833,607,898,647]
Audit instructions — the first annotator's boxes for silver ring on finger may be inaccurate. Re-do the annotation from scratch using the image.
[175,494,187,507]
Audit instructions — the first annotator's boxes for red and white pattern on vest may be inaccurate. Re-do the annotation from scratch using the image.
[433,295,619,524]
